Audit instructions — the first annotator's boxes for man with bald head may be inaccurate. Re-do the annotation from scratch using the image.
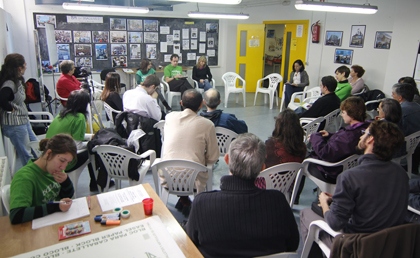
[200,88,248,134]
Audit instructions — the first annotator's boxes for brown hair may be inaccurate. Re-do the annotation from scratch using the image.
[340,96,366,122]
[369,120,404,161]
[0,53,26,87]
[351,65,365,77]
[101,72,121,101]
[39,134,77,161]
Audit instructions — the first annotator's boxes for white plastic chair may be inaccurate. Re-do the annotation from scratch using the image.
[1,184,10,215]
[257,162,302,207]
[151,159,207,205]
[301,220,341,258]
[222,72,246,108]
[290,155,360,205]
[365,99,381,120]
[215,127,238,157]
[161,76,181,108]
[253,73,283,109]
[153,120,165,155]
[191,77,216,94]
[92,145,156,193]
[287,86,320,111]
[0,157,10,216]
[300,117,325,145]
[103,102,121,126]
[408,205,420,215]
[299,109,341,133]
[392,130,420,179]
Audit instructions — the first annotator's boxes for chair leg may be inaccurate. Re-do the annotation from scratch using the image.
[253,92,258,106]
[225,92,229,108]
[269,92,274,109]
[243,91,246,107]
[161,188,169,205]
[264,94,268,104]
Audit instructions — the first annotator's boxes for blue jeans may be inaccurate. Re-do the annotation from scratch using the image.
[284,83,304,108]
[2,122,37,166]
[198,80,212,92]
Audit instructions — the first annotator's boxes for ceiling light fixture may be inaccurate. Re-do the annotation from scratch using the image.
[188,11,249,19]
[295,1,378,14]
[170,0,242,5]
[62,2,149,14]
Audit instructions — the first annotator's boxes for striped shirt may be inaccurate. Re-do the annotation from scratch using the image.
[0,80,29,126]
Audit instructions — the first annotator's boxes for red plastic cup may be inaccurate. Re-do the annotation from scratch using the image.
[143,198,154,216]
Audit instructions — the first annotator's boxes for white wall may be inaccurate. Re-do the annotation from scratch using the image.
[3,0,420,95]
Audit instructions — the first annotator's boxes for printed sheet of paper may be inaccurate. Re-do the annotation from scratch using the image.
[16,216,186,258]
[97,184,150,212]
[32,197,90,230]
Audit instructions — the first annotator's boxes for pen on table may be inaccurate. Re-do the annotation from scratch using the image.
[48,201,71,204]
[87,196,91,209]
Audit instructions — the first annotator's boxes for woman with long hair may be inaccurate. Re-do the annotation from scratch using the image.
[46,89,98,191]
[255,110,307,189]
[9,134,76,224]
[101,72,123,112]
[192,56,213,92]
[283,59,310,108]
[0,53,38,166]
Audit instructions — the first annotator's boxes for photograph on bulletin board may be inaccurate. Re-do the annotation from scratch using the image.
[74,44,92,56]
[92,31,109,43]
[110,31,127,43]
[334,48,353,65]
[57,44,70,60]
[55,30,72,43]
[95,44,108,60]
[144,32,158,43]
[206,23,218,33]
[128,32,143,43]
[112,56,127,67]
[130,44,141,59]
[75,57,93,67]
[111,44,127,55]
[146,44,157,59]
[36,14,56,28]
[144,20,158,31]
[110,18,127,30]
[73,31,91,43]
[128,19,143,31]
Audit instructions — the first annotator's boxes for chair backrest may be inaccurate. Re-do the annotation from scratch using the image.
[28,141,43,158]
[100,68,116,82]
[55,87,67,101]
[222,72,245,89]
[103,102,121,125]
[257,162,302,203]
[303,87,321,99]
[215,127,238,156]
[323,109,341,132]
[2,184,10,214]
[0,156,9,188]
[265,73,283,89]
[301,117,325,144]
[405,130,420,155]
[152,159,206,196]
[153,120,165,142]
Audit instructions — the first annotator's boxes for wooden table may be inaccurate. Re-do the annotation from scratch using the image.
[0,184,203,258]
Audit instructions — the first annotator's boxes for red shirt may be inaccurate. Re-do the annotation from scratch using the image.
[56,74,81,106]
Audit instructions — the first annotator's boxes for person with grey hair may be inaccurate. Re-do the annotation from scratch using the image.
[185,133,299,257]
[56,60,82,106]
[200,88,248,134]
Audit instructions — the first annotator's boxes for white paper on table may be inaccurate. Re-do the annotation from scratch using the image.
[15,216,186,258]
[97,184,150,212]
[32,197,90,230]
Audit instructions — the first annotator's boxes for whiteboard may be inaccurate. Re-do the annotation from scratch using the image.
[45,23,58,65]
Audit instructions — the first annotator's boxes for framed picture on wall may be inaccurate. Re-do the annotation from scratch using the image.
[349,25,366,48]
[325,31,343,46]
[334,48,353,65]
[267,29,275,38]
[374,31,392,49]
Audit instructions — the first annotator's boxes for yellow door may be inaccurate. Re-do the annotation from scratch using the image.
[265,20,309,96]
[236,24,265,92]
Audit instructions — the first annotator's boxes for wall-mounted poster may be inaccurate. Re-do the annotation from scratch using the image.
[208,37,214,48]
[112,56,127,67]
[110,18,127,30]
[74,44,92,56]
[110,31,127,43]
[267,29,275,38]
[111,44,127,55]
[57,44,70,60]
[325,31,343,46]
[95,44,108,60]
[182,40,189,50]
[144,32,158,43]
[36,14,56,28]
[144,20,158,31]
[374,31,392,49]
[128,19,143,31]
[130,44,141,59]
[75,56,92,67]
[92,31,109,43]
[55,30,72,43]
[173,30,181,41]
[334,48,353,65]
[206,23,218,33]
[73,31,91,43]
[128,32,143,43]
[349,25,366,48]
[146,44,157,59]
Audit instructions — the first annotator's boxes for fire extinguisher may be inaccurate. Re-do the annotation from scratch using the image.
[311,20,321,43]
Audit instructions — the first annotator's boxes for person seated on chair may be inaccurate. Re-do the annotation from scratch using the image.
[136,59,171,112]
[164,54,193,97]
[255,110,307,190]
[296,76,341,122]
[283,59,310,108]
[348,65,366,95]
[392,83,420,175]
[161,89,219,216]
[185,133,299,257]
[407,178,420,223]
[101,72,123,111]
[123,74,164,121]
[56,60,81,106]
[300,120,408,258]
[334,65,352,101]
[308,96,370,183]
[9,134,76,224]
[200,88,248,134]
[46,89,99,192]
[398,76,420,105]
[192,55,213,92]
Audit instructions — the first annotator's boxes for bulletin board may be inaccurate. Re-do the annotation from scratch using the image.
[33,13,219,71]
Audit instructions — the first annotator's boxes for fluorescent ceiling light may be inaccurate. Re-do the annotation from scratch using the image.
[188,11,249,19]
[62,2,149,14]
[295,1,378,14]
[171,0,242,4]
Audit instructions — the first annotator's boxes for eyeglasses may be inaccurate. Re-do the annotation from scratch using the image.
[361,130,371,136]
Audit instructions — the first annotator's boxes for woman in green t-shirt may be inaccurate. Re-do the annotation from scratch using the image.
[9,134,76,224]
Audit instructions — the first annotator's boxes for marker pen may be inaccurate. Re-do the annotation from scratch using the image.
[101,220,121,226]
[94,213,121,222]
